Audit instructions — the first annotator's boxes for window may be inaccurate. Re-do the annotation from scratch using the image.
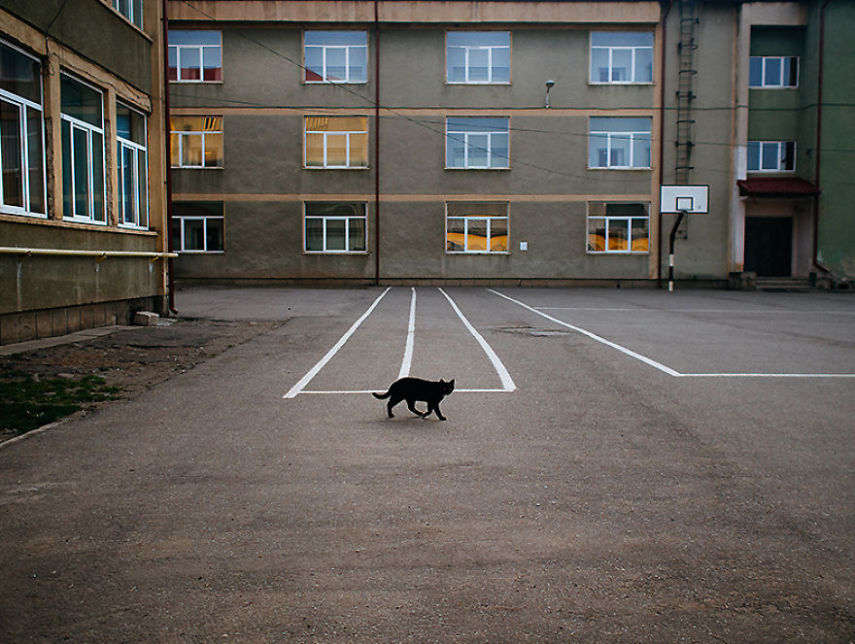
[446,202,508,253]
[168,31,222,82]
[446,117,509,169]
[590,32,653,84]
[112,0,143,28]
[61,75,105,223]
[304,31,367,83]
[170,116,223,168]
[446,32,510,84]
[0,40,45,216]
[588,117,651,169]
[116,103,148,228]
[304,116,368,169]
[171,201,224,253]
[304,203,367,253]
[749,56,798,88]
[748,141,796,172]
[587,202,649,253]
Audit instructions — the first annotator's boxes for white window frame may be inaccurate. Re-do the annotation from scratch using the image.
[749,56,799,89]
[303,203,368,253]
[111,0,143,29]
[304,31,368,84]
[173,215,225,253]
[586,203,650,254]
[61,75,106,224]
[445,203,509,254]
[0,43,46,218]
[445,117,510,170]
[588,118,652,170]
[168,31,222,83]
[589,32,654,85]
[304,117,368,169]
[446,32,511,84]
[117,103,148,229]
[171,116,223,169]
[747,140,796,173]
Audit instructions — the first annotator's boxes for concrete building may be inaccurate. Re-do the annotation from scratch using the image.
[165,0,853,288]
[0,0,172,345]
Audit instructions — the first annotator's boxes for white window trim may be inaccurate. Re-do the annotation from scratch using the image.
[589,41,653,84]
[445,204,510,254]
[586,204,650,254]
[304,33,368,84]
[303,205,368,253]
[172,118,223,169]
[445,119,510,170]
[0,89,47,219]
[117,106,149,229]
[110,0,143,29]
[747,140,796,173]
[60,74,106,225]
[304,120,368,169]
[446,34,511,85]
[749,55,799,89]
[588,127,651,170]
[169,33,222,84]
[174,215,224,253]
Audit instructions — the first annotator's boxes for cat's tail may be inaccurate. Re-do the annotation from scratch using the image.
[372,390,390,399]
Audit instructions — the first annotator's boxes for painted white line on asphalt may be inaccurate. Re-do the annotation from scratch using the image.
[283,287,391,399]
[301,388,514,395]
[681,372,855,378]
[439,288,516,392]
[490,289,682,377]
[494,289,855,379]
[398,287,416,379]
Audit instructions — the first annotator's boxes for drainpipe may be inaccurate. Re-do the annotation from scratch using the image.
[162,0,178,314]
[812,0,832,277]
[657,0,675,286]
[373,0,381,286]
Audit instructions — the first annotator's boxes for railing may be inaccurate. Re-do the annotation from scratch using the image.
[0,246,177,260]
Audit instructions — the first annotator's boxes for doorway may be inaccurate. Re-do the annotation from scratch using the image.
[744,217,793,277]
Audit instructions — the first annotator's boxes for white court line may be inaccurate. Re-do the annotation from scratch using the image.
[398,287,416,379]
[439,288,516,391]
[283,287,391,399]
[493,289,855,379]
[300,388,513,395]
[538,307,855,315]
[490,289,680,377]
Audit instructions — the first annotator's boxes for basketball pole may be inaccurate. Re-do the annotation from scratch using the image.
[668,210,687,292]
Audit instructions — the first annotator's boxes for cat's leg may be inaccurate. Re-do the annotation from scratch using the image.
[428,402,446,421]
[406,398,427,418]
[387,394,402,418]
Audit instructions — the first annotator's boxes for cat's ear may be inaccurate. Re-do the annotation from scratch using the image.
[449,379,455,388]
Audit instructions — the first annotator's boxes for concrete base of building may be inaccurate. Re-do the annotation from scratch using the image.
[0,296,170,346]
[176,277,730,290]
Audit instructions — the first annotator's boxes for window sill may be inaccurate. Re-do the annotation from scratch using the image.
[589,81,654,87]
[303,166,370,171]
[587,167,652,172]
[444,166,511,171]
[171,166,225,170]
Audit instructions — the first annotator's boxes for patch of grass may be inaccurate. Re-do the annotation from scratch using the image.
[0,370,121,436]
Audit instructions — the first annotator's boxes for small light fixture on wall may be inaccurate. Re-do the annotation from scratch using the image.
[545,80,555,108]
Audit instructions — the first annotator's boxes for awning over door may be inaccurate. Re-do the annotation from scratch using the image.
[737,177,820,197]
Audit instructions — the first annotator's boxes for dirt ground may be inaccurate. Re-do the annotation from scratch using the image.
[0,318,280,444]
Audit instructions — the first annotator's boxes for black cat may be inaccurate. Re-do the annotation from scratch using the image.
[373,377,455,421]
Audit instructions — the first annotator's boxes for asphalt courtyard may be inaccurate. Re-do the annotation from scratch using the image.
[1,286,854,642]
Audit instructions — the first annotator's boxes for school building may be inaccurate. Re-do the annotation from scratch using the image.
[0,0,172,345]
[166,0,854,289]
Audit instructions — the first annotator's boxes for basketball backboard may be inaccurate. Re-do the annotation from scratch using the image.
[660,185,709,214]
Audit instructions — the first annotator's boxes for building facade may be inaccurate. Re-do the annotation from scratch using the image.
[0,0,171,345]
[166,0,853,287]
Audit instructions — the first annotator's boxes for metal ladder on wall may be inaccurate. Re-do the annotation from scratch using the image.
[675,0,698,184]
